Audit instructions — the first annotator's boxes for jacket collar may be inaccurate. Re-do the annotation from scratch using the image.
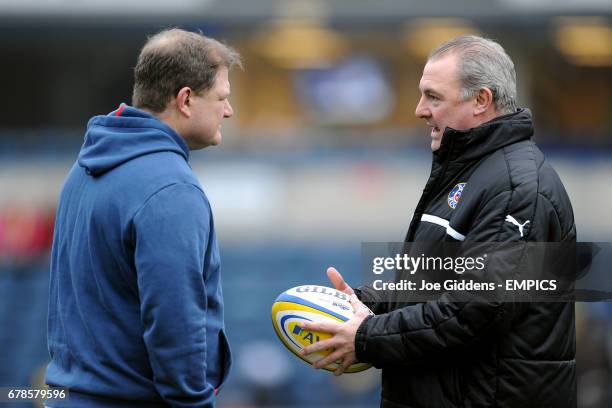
[434,108,534,164]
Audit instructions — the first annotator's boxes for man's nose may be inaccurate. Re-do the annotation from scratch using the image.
[415,96,429,118]
[224,100,234,118]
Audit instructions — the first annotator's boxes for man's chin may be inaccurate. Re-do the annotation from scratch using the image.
[186,137,221,151]
[202,135,222,149]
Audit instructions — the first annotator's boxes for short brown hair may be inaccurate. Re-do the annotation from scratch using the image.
[132,28,241,112]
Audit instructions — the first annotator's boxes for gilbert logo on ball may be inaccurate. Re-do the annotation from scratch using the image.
[271,285,372,373]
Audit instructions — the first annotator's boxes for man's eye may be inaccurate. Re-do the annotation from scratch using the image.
[428,94,439,101]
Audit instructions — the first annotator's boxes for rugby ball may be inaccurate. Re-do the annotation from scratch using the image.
[271,285,372,373]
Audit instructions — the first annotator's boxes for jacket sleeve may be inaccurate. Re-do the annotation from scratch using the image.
[133,183,216,407]
[355,189,529,367]
[354,285,390,315]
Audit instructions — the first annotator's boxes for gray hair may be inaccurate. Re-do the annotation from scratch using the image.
[429,35,517,114]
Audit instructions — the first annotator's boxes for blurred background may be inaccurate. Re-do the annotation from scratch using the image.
[0,0,611,407]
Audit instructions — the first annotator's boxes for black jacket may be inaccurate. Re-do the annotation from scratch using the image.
[355,109,576,408]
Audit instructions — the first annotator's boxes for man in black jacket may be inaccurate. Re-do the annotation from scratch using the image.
[301,35,576,407]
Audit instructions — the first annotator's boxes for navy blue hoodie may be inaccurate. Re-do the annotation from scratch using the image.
[46,105,231,407]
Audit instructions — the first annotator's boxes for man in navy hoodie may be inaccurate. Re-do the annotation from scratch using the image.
[45,28,240,407]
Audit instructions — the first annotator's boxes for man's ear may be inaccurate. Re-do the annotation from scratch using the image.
[175,87,193,118]
[474,87,494,116]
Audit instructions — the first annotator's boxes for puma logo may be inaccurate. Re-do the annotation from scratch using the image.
[505,215,530,237]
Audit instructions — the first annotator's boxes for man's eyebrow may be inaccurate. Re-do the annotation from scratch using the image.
[419,86,439,95]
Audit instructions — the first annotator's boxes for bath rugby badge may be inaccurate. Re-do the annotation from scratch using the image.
[448,183,466,209]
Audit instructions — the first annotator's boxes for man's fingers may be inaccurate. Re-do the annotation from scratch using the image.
[300,320,338,334]
[334,356,356,376]
[301,338,334,356]
[313,349,345,369]
[327,267,354,295]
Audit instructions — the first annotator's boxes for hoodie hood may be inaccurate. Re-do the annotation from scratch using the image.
[78,104,189,177]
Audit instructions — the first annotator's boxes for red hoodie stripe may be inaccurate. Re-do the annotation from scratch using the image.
[115,103,126,117]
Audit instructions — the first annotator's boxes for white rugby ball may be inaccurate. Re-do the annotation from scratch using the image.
[271,285,372,373]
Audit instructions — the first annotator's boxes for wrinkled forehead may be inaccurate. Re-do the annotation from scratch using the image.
[419,53,461,91]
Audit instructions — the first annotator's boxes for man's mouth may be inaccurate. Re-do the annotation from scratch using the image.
[429,124,441,138]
